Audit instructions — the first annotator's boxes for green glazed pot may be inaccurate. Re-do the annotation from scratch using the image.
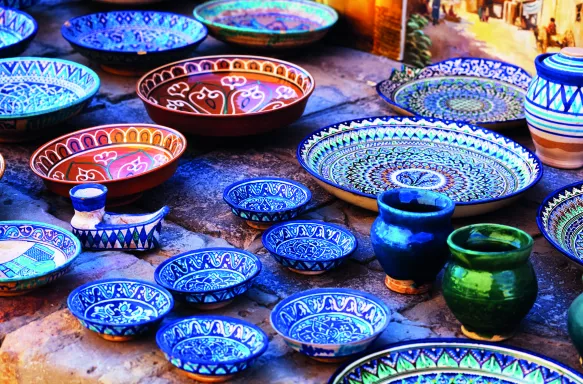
[443,224,538,342]
[568,292,583,364]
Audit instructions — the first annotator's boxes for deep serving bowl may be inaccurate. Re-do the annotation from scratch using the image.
[62,11,207,76]
[297,116,542,218]
[30,123,186,206]
[262,220,356,274]
[154,248,262,310]
[329,339,583,384]
[157,316,269,383]
[68,278,174,342]
[137,55,315,136]
[193,0,338,50]
[0,6,37,58]
[0,221,82,296]
[270,288,391,362]
[0,57,100,142]
[223,177,311,229]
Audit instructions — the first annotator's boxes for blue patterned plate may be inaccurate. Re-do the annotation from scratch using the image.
[329,339,583,384]
[297,116,542,218]
[68,278,174,342]
[62,11,207,76]
[0,6,37,58]
[154,248,262,310]
[270,288,391,362]
[223,177,311,229]
[377,58,532,130]
[262,220,357,275]
[157,315,268,383]
[0,221,82,296]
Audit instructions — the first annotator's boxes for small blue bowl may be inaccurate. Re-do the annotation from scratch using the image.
[223,177,311,229]
[270,288,391,362]
[154,248,262,310]
[62,10,208,76]
[0,6,37,58]
[157,315,269,383]
[262,220,357,275]
[67,278,174,342]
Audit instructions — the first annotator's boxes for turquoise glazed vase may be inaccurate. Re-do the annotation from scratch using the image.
[370,188,455,295]
[568,291,583,365]
[443,224,538,342]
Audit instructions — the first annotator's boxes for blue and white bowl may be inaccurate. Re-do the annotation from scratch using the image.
[270,288,391,362]
[0,6,37,58]
[223,177,311,229]
[262,220,357,275]
[157,315,268,383]
[62,11,208,76]
[154,248,262,310]
[68,278,174,342]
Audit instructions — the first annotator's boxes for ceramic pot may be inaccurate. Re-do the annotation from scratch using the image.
[443,224,537,341]
[370,188,455,295]
[70,184,107,230]
[568,291,583,365]
[526,47,583,169]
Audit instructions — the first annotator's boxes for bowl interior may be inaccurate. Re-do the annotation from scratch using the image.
[31,124,185,183]
[225,179,310,212]
[62,11,206,53]
[0,7,36,48]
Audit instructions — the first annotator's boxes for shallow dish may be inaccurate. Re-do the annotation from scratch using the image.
[329,339,583,384]
[297,116,542,218]
[377,58,532,130]
[0,221,82,296]
[0,57,100,142]
[62,11,207,76]
[223,177,311,229]
[154,248,262,310]
[68,278,174,342]
[157,315,268,383]
[0,7,37,58]
[30,123,186,205]
[137,55,314,136]
[0,0,39,8]
[270,288,390,362]
[193,0,337,50]
[262,220,356,274]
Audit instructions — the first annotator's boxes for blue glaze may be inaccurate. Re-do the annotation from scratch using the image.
[262,220,357,273]
[0,6,37,58]
[0,0,39,8]
[70,184,107,212]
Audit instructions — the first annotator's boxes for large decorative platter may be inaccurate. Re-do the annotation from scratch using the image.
[0,57,100,142]
[0,221,82,296]
[329,339,583,384]
[137,55,315,136]
[297,116,542,218]
[0,6,37,58]
[193,0,338,50]
[377,58,532,129]
[30,123,186,205]
[62,11,207,76]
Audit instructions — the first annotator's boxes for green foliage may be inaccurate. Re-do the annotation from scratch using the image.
[404,14,432,68]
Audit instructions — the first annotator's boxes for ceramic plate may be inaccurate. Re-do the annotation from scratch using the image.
[193,0,337,50]
[0,7,37,58]
[137,55,315,136]
[329,339,583,384]
[297,116,542,217]
[377,58,532,129]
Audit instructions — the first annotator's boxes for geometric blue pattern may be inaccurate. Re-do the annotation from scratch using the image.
[0,6,37,58]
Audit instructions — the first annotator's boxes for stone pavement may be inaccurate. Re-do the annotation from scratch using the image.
[1,1,583,383]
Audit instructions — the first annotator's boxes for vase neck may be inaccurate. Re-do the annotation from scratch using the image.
[377,188,455,227]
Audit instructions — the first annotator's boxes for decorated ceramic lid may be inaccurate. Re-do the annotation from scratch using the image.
[536,47,583,85]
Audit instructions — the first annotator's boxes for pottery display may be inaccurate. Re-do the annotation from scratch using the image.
[30,123,186,205]
[371,188,454,295]
[262,220,357,275]
[297,116,542,217]
[377,58,531,130]
[136,55,315,136]
[69,184,169,250]
[270,288,390,362]
[0,57,100,142]
[328,338,583,384]
[68,278,174,342]
[154,248,262,310]
[443,224,538,341]
[193,0,338,50]
[0,0,39,8]
[156,315,269,383]
[62,11,208,76]
[223,177,311,229]
[0,221,82,296]
[0,6,37,58]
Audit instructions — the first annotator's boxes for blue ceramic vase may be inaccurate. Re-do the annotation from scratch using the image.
[370,188,455,294]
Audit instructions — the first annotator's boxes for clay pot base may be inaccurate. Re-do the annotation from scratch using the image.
[384,275,432,295]
[182,371,235,383]
[288,268,326,275]
[99,334,136,342]
[100,64,146,77]
[461,326,514,342]
[246,220,273,230]
[193,300,233,311]
[535,151,583,170]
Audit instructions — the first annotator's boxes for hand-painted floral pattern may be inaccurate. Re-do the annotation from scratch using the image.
[91,301,156,324]
[0,82,79,115]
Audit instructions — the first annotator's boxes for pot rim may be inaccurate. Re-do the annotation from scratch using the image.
[447,223,534,257]
[376,188,455,218]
